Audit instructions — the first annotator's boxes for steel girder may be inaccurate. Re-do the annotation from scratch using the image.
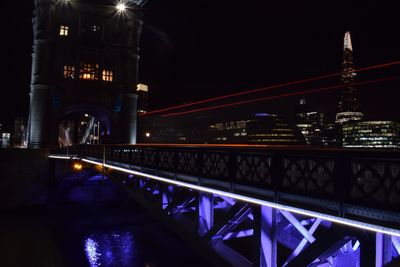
[114,173,400,267]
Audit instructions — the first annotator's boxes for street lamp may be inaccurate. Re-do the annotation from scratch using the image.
[116,2,127,12]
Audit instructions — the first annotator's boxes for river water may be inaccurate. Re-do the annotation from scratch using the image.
[0,174,211,267]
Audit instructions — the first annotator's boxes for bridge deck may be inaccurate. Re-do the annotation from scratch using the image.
[50,144,400,235]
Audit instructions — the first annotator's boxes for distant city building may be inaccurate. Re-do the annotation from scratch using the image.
[295,98,326,145]
[139,111,305,145]
[245,114,305,145]
[342,121,400,148]
[1,133,11,148]
[137,83,149,114]
[322,123,339,146]
[13,117,27,148]
[335,31,363,125]
[209,113,303,144]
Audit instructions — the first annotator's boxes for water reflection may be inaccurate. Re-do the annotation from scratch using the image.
[84,231,135,266]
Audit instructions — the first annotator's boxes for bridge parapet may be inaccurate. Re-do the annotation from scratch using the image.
[50,144,400,229]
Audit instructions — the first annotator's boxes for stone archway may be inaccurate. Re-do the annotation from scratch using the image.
[57,105,113,147]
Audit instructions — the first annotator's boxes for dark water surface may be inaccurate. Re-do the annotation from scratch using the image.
[0,176,210,267]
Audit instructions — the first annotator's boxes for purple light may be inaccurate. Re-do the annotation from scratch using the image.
[84,231,134,266]
[85,238,101,266]
[81,158,400,237]
[255,113,272,117]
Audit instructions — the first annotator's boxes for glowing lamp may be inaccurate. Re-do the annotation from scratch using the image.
[145,132,150,138]
[116,3,126,12]
[73,163,83,171]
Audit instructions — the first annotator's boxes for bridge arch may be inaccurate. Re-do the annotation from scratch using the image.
[57,104,114,147]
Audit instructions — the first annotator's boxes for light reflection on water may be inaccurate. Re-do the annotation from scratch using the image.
[84,231,135,267]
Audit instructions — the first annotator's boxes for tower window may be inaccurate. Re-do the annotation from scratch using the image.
[90,25,101,32]
[102,70,113,82]
[59,25,69,36]
[63,65,75,79]
[79,63,99,80]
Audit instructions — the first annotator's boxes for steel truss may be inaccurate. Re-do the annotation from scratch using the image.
[113,173,400,267]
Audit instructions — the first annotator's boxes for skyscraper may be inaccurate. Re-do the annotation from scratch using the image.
[335,31,364,124]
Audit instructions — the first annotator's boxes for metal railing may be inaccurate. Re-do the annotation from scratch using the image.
[50,144,400,228]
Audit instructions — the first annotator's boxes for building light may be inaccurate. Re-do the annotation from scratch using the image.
[116,2,127,12]
[102,70,113,82]
[79,63,99,80]
[63,65,75,79]
[73,163,83,171]
[137,84,148,92]
[59,25,69,36]
[145,132,150,138]
[90,25,100,32]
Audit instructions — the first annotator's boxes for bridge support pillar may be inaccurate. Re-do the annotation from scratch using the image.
[358,231,392,267]
[28,85,52,148]
[375,233,392,267]
[198,193,214,237]
[162,185,174,210]
[254,205,277,267]
[119,94,138,144]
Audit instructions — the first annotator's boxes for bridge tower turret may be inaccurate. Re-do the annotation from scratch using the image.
[28,0,146,148]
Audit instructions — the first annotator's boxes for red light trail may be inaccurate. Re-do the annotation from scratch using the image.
[140,60,400,117]
[161,76,400,118]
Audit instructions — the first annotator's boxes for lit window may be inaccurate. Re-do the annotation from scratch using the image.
[79,63,99,80]
[60,25,69,36]
[63,65,75,79]
[102,70,113,82]
[90,25,100,32]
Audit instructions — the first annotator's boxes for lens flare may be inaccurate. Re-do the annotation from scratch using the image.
[116,2,126,12]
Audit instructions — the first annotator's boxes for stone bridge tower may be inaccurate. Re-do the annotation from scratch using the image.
[29,0,146,148]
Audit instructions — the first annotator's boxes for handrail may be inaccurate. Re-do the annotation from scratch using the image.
[50,144,400,229]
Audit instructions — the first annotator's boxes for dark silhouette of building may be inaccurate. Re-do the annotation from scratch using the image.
[139,111,305,145]
[28,0,146,148]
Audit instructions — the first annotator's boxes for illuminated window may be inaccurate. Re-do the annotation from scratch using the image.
[79,63,99,80]
[90,25,100,32]
[102,70,113,82]
[63,65,75,79]
[59,25,69,36]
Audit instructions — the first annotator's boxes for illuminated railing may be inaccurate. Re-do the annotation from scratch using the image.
[50,144,400,229]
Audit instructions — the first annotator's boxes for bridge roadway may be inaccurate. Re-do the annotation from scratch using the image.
[50,144,400,267]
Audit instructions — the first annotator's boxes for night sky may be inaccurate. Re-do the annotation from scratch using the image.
[1,0,400,130]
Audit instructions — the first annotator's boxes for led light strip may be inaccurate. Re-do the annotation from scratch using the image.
[49,155,71,160]
[80,157,400,237]
[49,155,79,160]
